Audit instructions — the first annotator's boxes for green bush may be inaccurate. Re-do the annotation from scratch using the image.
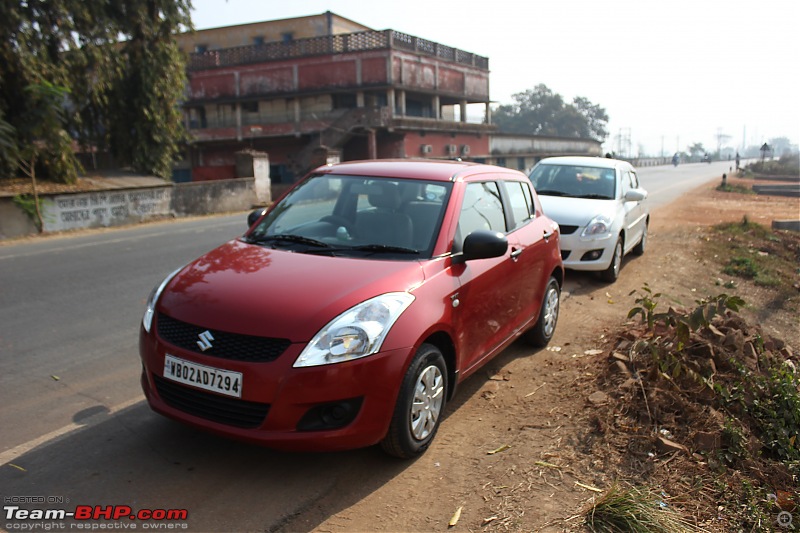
[12,194,41,231]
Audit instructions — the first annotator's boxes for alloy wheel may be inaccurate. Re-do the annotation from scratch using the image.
[410,364,444,440]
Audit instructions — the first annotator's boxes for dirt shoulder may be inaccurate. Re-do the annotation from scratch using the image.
[281,174,799,532]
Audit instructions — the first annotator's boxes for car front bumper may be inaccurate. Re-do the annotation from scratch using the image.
[558,230,616,271]
[139,326,410,452]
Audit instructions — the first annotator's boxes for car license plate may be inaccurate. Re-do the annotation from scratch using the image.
[163,354,242,398]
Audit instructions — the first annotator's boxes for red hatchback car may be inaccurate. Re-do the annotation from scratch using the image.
[140,160,563,458]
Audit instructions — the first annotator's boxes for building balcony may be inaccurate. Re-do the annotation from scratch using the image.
[188,29,489,72]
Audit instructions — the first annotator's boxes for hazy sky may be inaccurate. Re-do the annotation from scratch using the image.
[190,0,799,156]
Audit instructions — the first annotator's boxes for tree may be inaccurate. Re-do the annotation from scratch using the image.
[0,0,192,182]
[106,0,192,179]
[687,142,706,159]
[492,84,608,142]
[0,110,15,166]
[768,137,795,157]
[0,0,92,182]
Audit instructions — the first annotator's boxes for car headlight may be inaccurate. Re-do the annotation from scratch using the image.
[581,215,613,237]
[142,268,182,333]
[294,292,415,367]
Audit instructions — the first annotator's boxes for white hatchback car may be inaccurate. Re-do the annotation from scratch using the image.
[528,156,648,282]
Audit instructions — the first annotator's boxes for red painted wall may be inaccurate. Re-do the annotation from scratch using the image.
[361,57,388,85]
[193,165,236,181]
[240,66,295,95]
[403,132,488,158]
[188,50,488,101]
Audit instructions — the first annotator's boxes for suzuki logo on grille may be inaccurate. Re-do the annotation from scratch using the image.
[197,330,215,351]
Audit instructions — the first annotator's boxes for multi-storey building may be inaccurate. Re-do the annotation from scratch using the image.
[176,12,600,183]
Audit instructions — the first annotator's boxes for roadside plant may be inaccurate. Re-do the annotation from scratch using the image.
[628,287,744,349]
[584,484,700,532]
[739,361,800,461]
[12,194,43,232]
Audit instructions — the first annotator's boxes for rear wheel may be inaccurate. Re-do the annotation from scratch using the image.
[599,237,623,283]
[526,276,560,347]
[381,344,447,459]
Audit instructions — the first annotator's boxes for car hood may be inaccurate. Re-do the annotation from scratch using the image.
[157,239,425,342]
[538,196,619,227]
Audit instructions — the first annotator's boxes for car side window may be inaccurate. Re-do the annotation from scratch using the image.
[457,182,507,238]
[505,181,534,230]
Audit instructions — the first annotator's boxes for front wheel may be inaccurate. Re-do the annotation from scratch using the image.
[526,276,560,347]
[599,237,623,283]
[381,344,448,459]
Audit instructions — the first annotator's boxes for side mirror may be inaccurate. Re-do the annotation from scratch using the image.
[455,230,508,263]
[624,189,647,202]
[247,207,268,228]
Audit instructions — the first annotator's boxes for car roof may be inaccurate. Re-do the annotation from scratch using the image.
[313,159,527,182]
[534,156,632,170]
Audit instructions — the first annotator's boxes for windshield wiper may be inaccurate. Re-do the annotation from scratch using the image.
[535,189,570,196]
[576,194,612,200]
[247,234,332,248]
[303,243,420,255]
[351,244,419,254]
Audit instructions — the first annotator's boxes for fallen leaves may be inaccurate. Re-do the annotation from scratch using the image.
[448,506,462,527]
[487,444,511,455]
[575,481,603,493]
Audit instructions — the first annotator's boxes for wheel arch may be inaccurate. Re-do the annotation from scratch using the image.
[420,331,457,401]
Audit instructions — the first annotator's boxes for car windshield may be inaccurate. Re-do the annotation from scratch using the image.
[246,174,452,259]
[529,164,616,200]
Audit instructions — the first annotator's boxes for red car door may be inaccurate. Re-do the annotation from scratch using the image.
[450,180,521,376]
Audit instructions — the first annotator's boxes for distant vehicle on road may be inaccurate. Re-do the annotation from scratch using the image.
[139,160,564,458]
[528,156,649,282]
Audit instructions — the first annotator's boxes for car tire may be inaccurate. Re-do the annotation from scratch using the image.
[526,276,560,347]
[632,223,647,256]
[599,237,623,283]
[381,344,447,459]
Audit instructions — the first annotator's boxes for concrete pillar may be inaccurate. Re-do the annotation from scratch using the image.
[367,129,377,159]
[433,95,441,120]
[387,89,395,117]
[398,90,406,117]
[460,100,467,123]
[235,103,242,141]
[310,146,341,169]
[485,102,491,125]
[236,150,271,204]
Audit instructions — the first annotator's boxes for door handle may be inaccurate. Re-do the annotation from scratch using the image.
[510,248,523,261]
[543,230,554,241]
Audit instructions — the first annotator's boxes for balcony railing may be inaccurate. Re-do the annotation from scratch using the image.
[188,29,489,72]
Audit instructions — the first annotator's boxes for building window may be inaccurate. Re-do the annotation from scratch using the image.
[242,101,259,113]
[332,94,357,110]
[281,32,294,43]
[194,43,208,53]
[253,36,265,46]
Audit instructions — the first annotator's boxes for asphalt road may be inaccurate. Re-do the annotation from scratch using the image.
[0,160,734,531]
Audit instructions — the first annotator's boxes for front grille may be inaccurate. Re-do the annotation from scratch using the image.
[154,375,270,429]
[561,250,571,260]
[558,224,578,235]
[157,312,290,362]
